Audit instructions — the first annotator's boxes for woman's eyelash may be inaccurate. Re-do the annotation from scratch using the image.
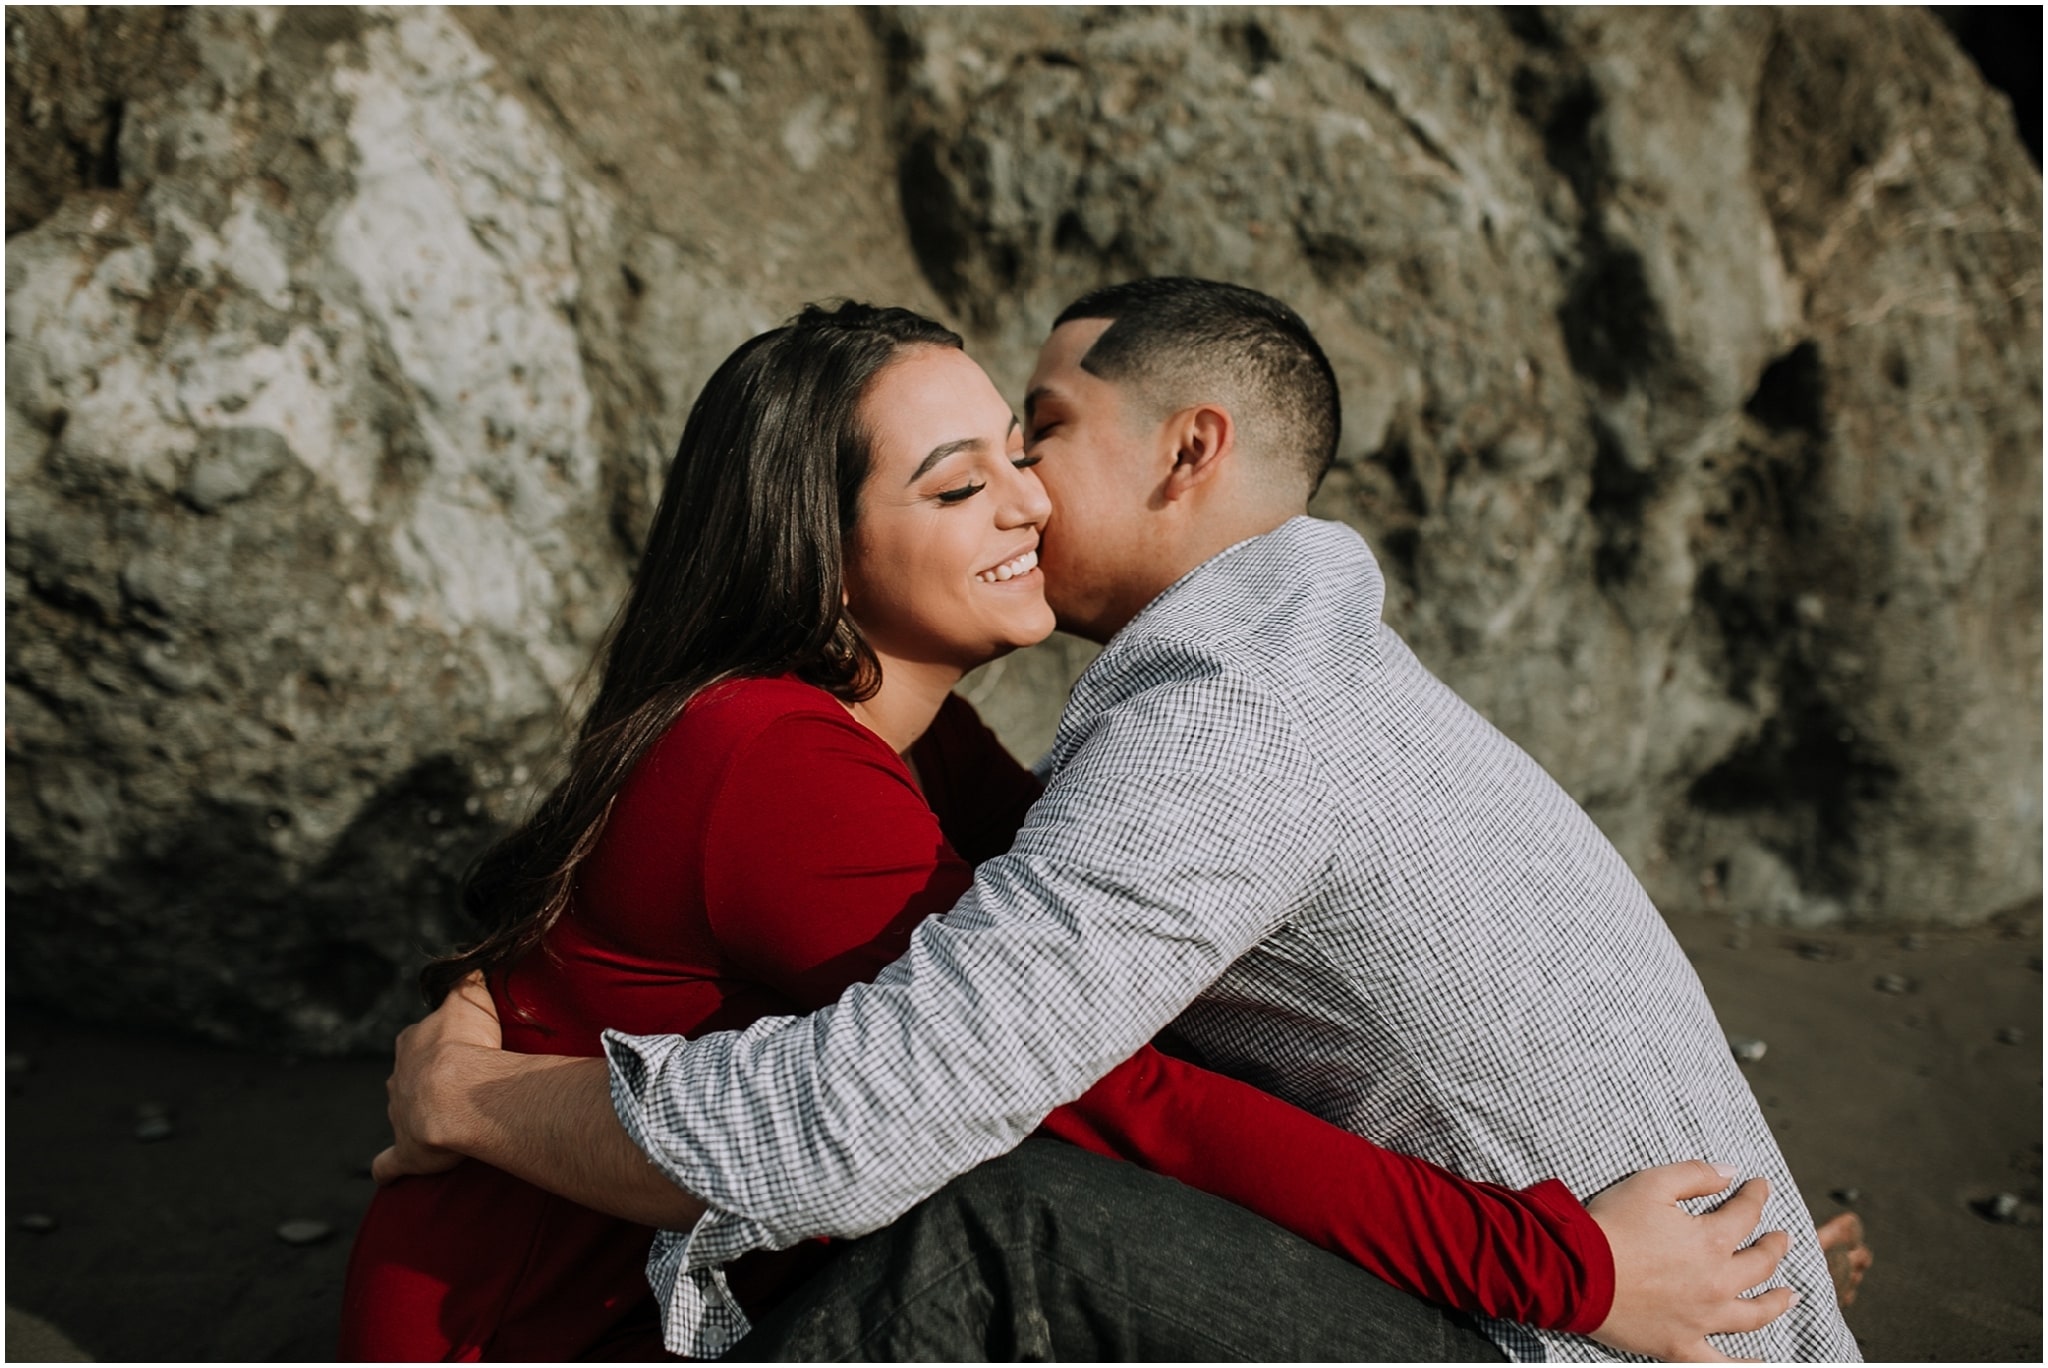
[936,481,986,504]
[1013,455,1041,470]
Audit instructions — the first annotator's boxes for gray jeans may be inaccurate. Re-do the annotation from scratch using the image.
[729,1138,1507,1362]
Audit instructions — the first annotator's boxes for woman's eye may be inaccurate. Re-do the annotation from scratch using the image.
[936,481,986,505]
[1012,454,1042,470]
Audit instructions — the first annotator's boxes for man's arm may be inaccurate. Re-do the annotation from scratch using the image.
[603,669,1333,1251]
[373,975,706,1231]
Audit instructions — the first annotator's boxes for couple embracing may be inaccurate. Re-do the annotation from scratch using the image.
[343,279,1863,1362]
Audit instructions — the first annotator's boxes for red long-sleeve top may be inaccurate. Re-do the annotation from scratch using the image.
[341,677,1612,1360]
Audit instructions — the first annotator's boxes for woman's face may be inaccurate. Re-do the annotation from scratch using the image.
[845,345,1056,675]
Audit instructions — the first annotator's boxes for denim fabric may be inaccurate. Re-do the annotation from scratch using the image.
[729,1140,1505,1363]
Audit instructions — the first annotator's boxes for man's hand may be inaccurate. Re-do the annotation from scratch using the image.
[371,972,503,1184]
[364,972,710,1229]
[1587,1161,1798,1363]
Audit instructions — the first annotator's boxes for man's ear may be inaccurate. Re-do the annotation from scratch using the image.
[1161,404,1235,502]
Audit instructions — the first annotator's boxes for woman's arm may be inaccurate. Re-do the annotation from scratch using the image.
[1037,1044,1611,1332]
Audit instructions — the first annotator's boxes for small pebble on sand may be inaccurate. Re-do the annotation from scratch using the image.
[1997,1027,2025,1045]
[276,1219,333,1247]
[1830,1187,1861,1205]
[1797,942,1836,962]
[1729,1036,1768,1063]
[1975,1193,2026,1225]
[20,1213,58,1233]
[1900,933,1928,951]
[135,1116,174,1142]
[1874,973,1913,994]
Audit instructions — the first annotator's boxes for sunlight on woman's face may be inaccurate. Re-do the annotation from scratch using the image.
[845,346,1056,676]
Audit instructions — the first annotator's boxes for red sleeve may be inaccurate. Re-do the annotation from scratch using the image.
[1036,1045,1615,1335]
[702,708,972,1010]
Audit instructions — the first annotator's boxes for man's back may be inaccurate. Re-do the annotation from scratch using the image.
[1044,516,1856,1362]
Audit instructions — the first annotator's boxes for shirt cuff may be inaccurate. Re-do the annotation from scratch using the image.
[1523,1177,1617,1337]
[604,1028,774,1357]
[644,1227,752,1358]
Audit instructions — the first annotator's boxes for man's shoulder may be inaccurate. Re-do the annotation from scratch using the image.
[1090,518,1383,693]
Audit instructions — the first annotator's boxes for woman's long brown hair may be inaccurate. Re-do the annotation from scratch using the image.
[420,302,963,1005]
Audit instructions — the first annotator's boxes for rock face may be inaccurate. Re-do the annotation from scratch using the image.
[6,7,2039,1052]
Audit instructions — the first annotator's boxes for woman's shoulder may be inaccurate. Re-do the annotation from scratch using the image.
[689,674,858,728]
[616,675,900,836]
[652,675,884,769]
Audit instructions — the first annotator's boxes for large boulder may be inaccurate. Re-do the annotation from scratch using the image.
[5,7,2037,1052]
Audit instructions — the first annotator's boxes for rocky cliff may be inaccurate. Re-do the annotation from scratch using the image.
[7,7,2039,1051]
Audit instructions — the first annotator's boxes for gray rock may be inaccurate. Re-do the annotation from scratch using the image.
[275,1218,333,1246]
[1729,1035,1768,1063]
[1875,973,1914,995]
[1830,1187,1861,1206]
[182,427,293,513]
[2,7,2039,1052]
[1998,1026,2026,1045]
[134,1116,174,1143]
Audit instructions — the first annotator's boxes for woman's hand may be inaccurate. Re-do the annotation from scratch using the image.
[370,973,503,1183]
[1587,1160,1798,1362]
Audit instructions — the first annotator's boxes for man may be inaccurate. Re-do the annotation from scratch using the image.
[380,279,1858,1361]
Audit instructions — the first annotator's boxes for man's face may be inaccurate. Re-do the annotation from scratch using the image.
[1022,319,1162,642]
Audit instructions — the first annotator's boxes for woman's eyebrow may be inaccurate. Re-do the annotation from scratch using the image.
[908,417,1020,484]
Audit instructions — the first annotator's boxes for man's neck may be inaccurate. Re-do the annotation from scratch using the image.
[1087,507,1303,642]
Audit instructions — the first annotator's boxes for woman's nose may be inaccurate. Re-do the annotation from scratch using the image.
[998,461,1054,528]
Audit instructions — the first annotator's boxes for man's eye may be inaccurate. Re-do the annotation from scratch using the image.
[936,481,986,505]
[1028,423,1058,444]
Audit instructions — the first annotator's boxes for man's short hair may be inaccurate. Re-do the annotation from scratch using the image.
[1053,278,1340,493]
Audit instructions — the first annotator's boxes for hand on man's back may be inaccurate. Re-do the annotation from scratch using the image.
[371,973,504,1184]
[1587,1159,1797,1362]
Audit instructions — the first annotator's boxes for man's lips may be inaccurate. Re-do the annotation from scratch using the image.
[976,547,1040,583]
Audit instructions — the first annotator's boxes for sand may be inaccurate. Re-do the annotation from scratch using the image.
[5,909,2040,1362]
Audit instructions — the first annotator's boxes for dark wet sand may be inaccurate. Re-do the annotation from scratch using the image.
[6,910,2040,1362]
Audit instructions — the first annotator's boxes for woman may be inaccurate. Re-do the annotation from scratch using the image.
[340,303,1631,1360]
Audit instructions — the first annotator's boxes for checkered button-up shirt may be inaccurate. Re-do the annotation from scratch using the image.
[604,516,1860,1362]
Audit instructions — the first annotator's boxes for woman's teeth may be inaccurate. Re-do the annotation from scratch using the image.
[978,549,1039,583]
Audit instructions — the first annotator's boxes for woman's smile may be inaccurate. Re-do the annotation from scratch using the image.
[976,546,1040,584]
